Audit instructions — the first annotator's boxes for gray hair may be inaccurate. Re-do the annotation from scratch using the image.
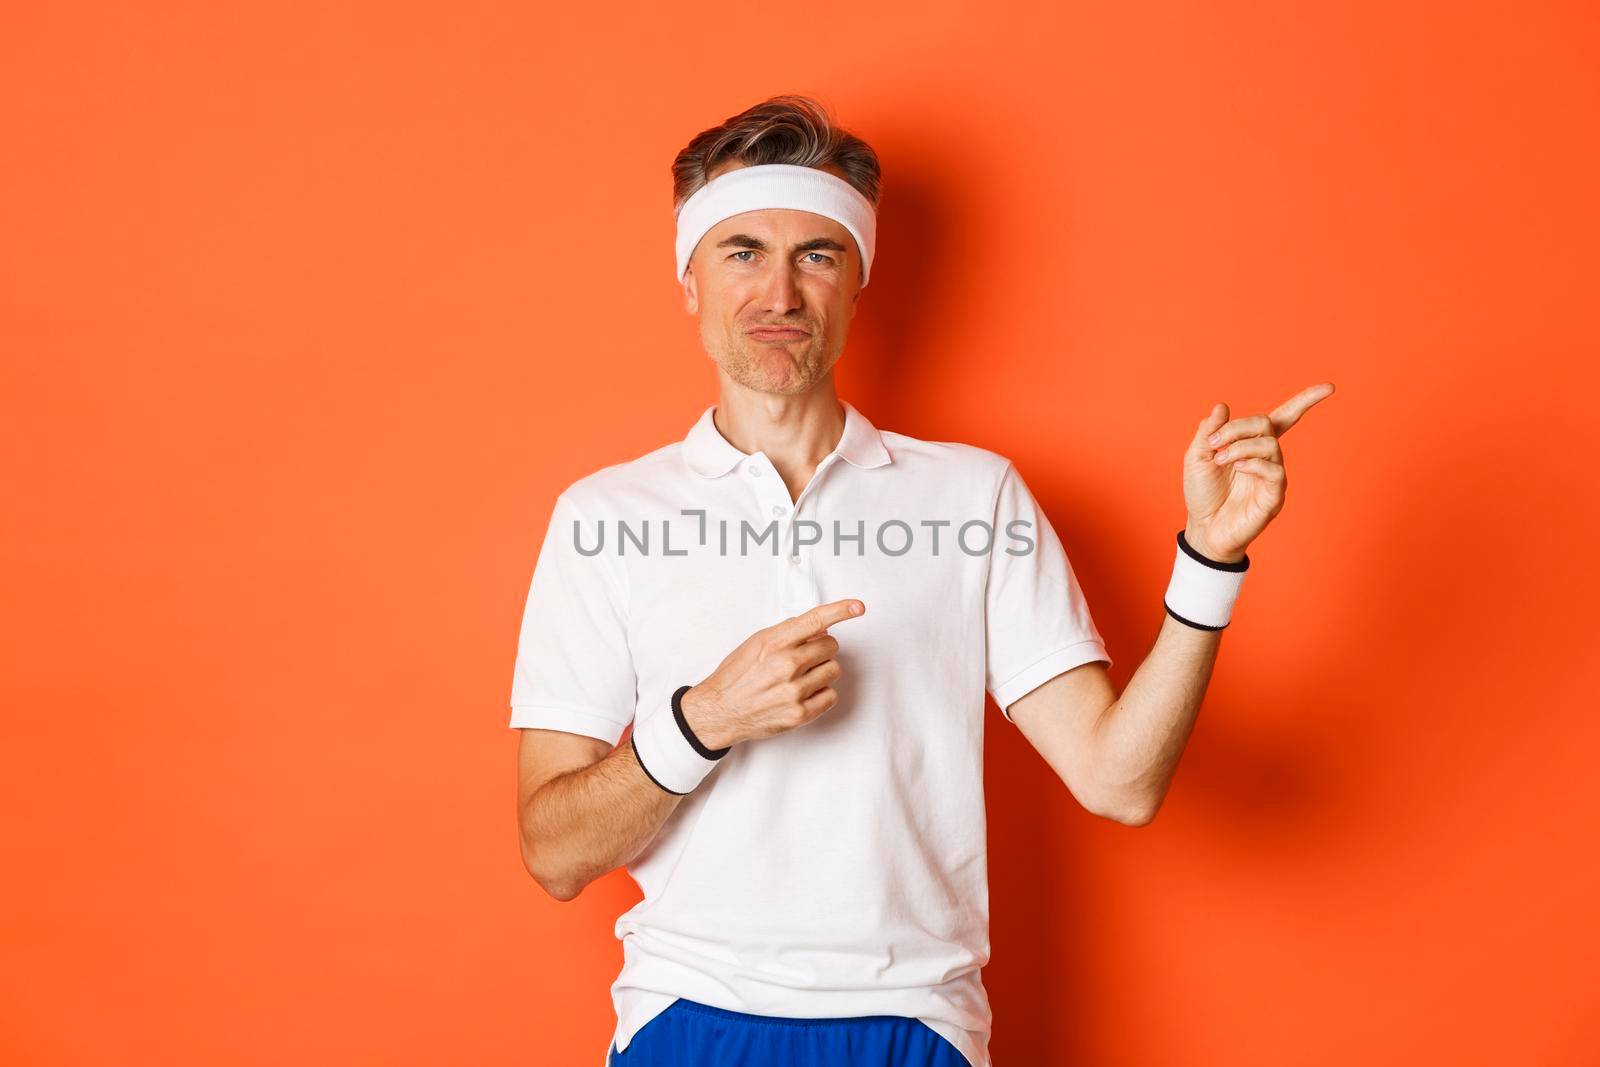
[670,94,883,214]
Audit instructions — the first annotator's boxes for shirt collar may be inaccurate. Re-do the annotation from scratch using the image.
[682,399,892,478]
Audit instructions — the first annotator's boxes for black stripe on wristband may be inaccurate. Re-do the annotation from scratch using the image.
[630,733,689,796]
[1177,529,1249,572]
[672,684,731,759]
[1164,599,1229,632]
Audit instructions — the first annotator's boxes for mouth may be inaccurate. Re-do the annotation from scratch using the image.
[746,327,811,342]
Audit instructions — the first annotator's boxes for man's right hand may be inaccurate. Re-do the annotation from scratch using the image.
[679,599,866,751]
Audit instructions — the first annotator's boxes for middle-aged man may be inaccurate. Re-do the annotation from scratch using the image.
[510,94,1334,1067]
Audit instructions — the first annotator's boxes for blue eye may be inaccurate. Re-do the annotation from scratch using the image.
[731,250,756,262]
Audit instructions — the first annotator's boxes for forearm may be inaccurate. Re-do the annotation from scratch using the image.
[521,740,681,900]
[1089,609,1223,822]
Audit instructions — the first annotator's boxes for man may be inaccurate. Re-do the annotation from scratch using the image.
[509,94,1332,1067]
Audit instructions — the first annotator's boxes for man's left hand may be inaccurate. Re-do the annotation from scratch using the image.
[1181,381,1335,563]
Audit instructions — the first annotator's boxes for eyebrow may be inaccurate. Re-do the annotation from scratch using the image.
[713,234,851,255]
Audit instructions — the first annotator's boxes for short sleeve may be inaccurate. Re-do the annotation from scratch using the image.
[985,462,1112,720]
[508,491,639,745]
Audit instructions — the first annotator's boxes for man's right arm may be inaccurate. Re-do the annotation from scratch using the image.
[514,598,865,901]
[516,727,683,901]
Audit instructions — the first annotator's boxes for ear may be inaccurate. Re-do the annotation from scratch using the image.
[683,266,698,314]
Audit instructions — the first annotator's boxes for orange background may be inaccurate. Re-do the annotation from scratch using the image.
[4,2,1597,1064]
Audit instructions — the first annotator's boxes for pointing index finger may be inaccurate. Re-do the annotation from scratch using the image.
[1269,381,1335,437]
[778,598,865,644]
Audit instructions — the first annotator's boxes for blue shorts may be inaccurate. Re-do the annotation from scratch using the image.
[608,998,969,1066]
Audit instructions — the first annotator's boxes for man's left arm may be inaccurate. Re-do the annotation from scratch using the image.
[1007,381,1336,826]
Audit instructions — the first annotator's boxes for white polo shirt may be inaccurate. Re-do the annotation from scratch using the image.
[509,399,1112,1067]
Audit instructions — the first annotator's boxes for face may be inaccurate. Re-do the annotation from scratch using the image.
[682,160,864,396]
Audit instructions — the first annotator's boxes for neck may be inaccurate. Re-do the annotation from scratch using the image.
[710,378,846,500]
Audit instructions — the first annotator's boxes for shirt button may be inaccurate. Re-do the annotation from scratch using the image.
[771,505,785,517]
[788,553,801,566]
[746,464,761,477]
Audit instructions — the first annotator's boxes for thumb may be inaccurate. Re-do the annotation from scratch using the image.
[1192,401,1229,451]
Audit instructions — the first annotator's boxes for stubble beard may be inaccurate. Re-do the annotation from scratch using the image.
[716,330,834,396]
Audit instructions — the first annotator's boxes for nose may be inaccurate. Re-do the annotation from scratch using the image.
[759,262,803,314]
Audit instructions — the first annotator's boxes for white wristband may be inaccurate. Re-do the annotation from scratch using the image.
[1164,530,1250,630]
[630,685,729,795]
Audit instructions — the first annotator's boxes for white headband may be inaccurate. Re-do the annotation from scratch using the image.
[674,163,878,287]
